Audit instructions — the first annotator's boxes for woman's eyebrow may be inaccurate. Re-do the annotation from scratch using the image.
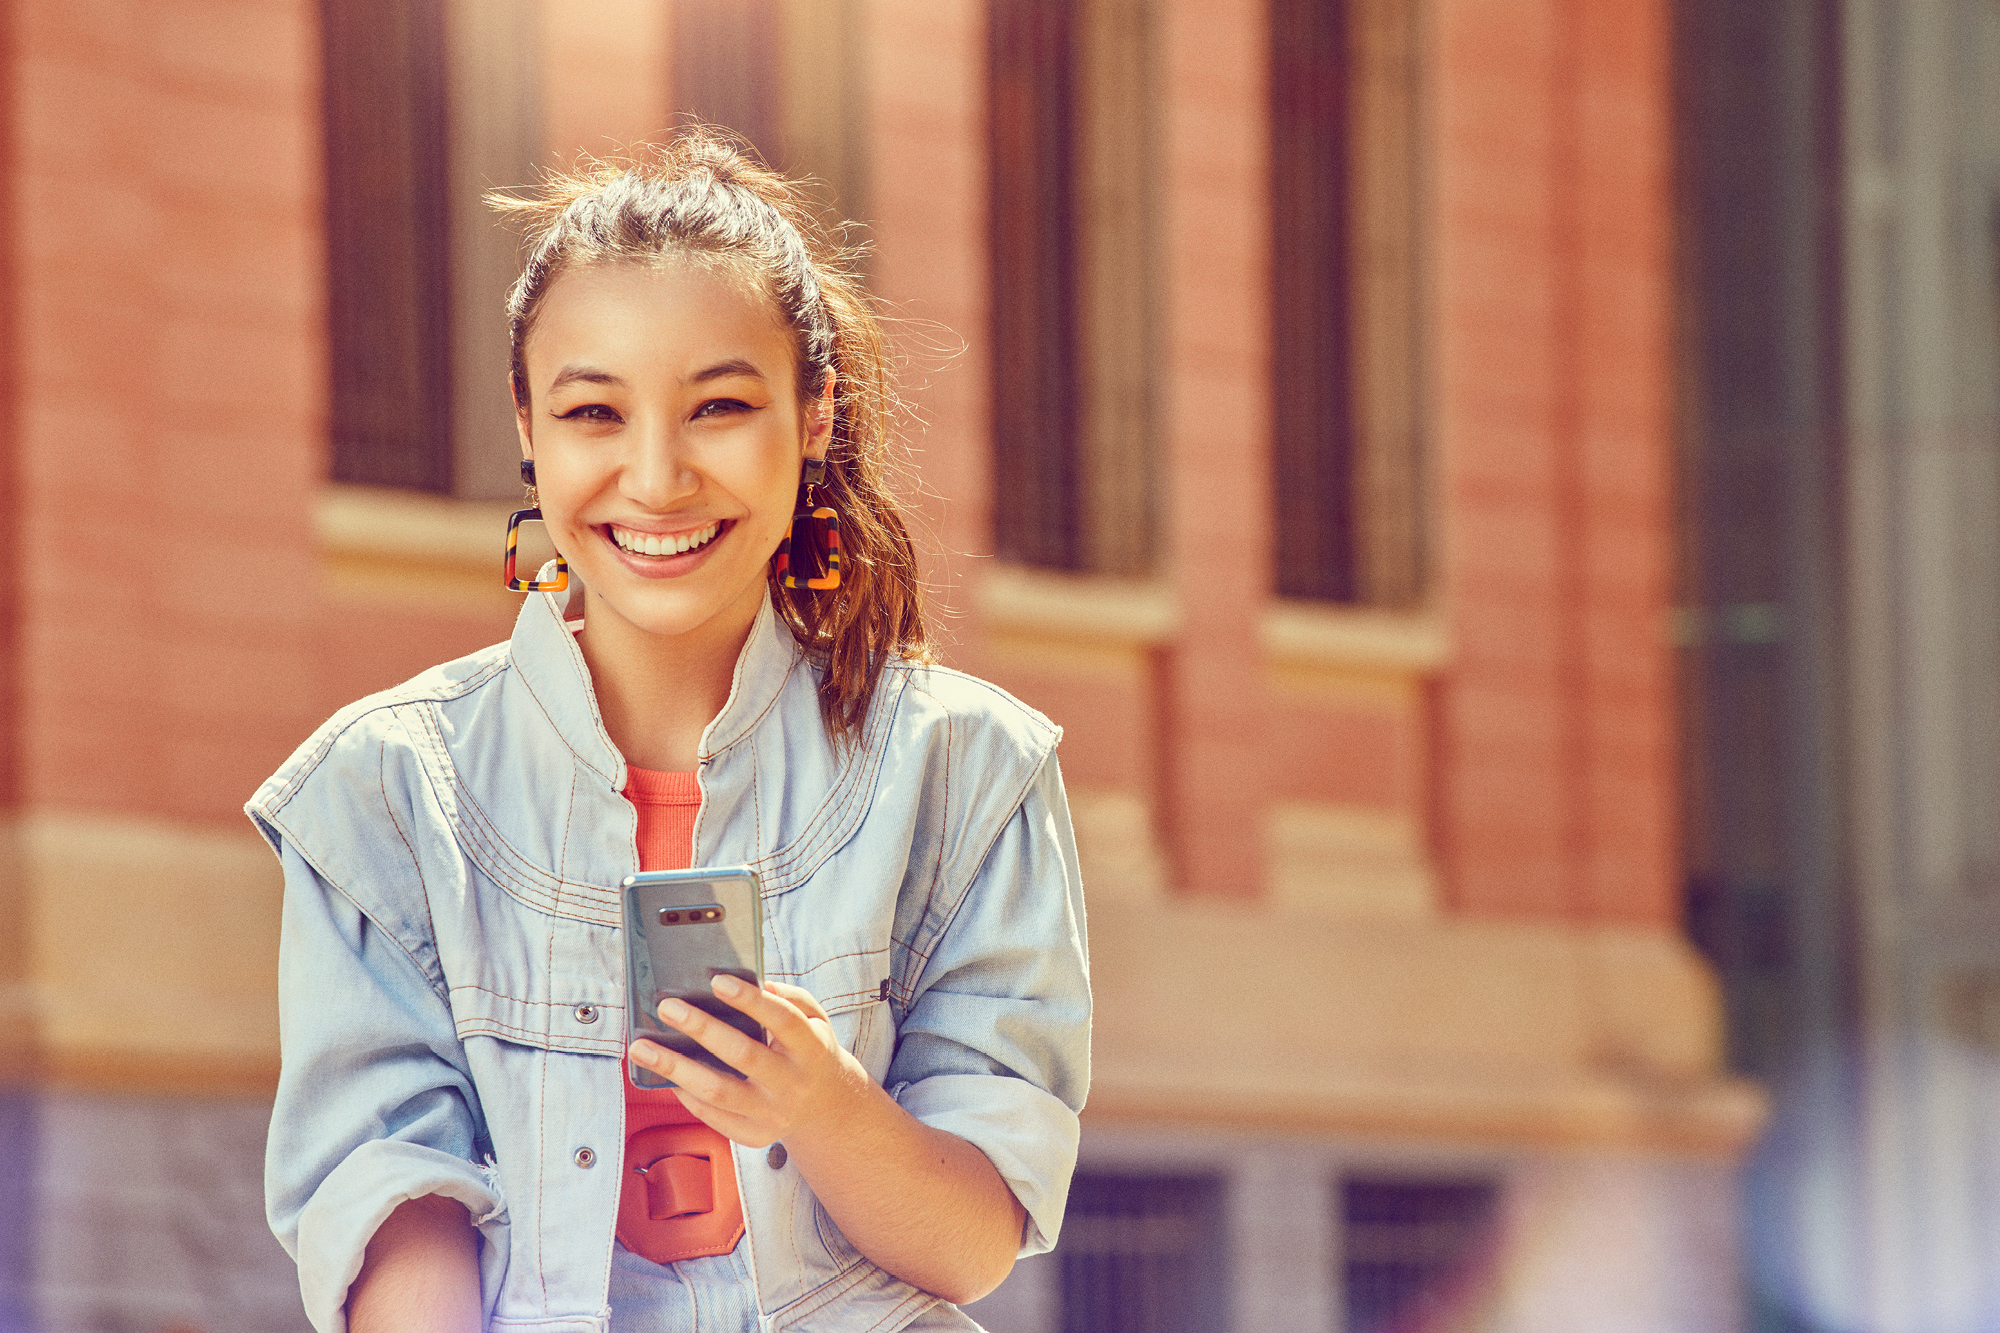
[548,363,624,393]
[689,359,764,384]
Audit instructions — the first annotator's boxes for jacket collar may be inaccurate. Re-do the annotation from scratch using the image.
[506,578,802,788]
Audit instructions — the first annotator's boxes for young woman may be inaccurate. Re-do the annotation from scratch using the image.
[248,132,1090,1333]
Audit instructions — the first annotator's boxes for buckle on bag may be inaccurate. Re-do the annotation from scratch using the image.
[637,1151,714,1220]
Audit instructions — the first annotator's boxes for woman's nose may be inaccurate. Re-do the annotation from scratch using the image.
[621,423,698,508]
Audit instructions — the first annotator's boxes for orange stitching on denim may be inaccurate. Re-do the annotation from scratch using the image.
[265,810,449,1004]
[855,1283,937,1333]
[763,947,890,980]
[777,1254,877,1325]
[436,746,614,912]
[882,674,1056,1001]
[507,642,618,788]
[451,1018,623,1055]
[898,679,953,975]
[447,982,622,1011]
[754,671,903,895]
[409,704,570,892]
[750,666,897,889]
[751,742,764,857]
[698,639,804,762]
[267,656,509,812]
[402,702,621,925]
[554,765,576,919]
[378,723,441,956]
[536,923,555,1310]
[898,739,1056,1003]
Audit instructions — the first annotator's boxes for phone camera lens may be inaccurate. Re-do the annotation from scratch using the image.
[661,910,681,924]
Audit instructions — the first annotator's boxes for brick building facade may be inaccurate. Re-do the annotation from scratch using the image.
[0,1,1761,1329]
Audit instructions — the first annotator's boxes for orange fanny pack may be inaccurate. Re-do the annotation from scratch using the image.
[618,1076,744,1264]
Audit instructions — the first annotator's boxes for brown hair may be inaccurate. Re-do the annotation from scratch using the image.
[489,128,932,741]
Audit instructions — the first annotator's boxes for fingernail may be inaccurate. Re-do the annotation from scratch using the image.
[713,975,743,997]
[660,998,691,1023]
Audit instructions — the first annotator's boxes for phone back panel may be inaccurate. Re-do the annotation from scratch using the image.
[621,868,763,1088]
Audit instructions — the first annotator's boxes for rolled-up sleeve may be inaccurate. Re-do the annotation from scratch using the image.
[264,840,508,1333]
[886,755,1091,1256]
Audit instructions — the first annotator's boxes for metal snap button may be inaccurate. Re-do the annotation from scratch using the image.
[574,1147,596,1169]
[575,1004,598,1024]
[766,1143,787,1170]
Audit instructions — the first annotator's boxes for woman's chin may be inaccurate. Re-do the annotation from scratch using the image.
[577,564,770,643]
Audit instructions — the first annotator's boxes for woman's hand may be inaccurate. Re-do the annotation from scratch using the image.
[628,978,1027,1304]
[628,976,871,1149]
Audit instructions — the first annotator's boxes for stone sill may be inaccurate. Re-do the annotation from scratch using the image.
[978,564,1180,644]
[317,483,515,572]
[315,484,524,617]
[1263,599,1450,673]
[978,564,1452,673]
[1083,1068,1767,1156]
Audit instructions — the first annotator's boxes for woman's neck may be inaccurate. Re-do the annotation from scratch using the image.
[576,586,762,772]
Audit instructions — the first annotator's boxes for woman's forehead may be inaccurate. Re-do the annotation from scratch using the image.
[525,258,793,375]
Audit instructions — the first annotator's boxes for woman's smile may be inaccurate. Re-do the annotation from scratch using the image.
[604,518,731,573]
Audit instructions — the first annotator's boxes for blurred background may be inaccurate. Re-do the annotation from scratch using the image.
[0,0,1995,1330]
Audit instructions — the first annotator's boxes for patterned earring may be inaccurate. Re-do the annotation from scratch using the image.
[505,458,569,592]
[773,457,842,591]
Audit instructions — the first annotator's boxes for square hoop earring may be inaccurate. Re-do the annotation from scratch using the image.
[773,457,841,591]
[505,459,569,592]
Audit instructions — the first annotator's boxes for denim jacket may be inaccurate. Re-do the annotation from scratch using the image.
[245,584,1091,1333]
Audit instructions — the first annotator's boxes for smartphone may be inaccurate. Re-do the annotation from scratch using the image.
[621,867,765,1089]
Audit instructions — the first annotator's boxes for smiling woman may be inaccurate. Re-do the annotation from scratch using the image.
[517,260,838,771]
[247,129,1090,1333]
[492,140,927,743]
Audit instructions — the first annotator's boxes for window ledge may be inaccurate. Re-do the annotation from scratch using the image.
[1262,600,1450,673]
[317,484,515,572]
[978,564,1179,645]
[315,484,526,618]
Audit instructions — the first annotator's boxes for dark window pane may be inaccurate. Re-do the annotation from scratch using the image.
[321,0,454,493]
[1271,0,1356,601]
[1341,1177,1497,1333]
[990,0,1082,571]
[673,0,782,165]
[1058,1172,1226,1333]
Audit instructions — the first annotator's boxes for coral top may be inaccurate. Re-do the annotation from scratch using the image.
[618,766,745,1264]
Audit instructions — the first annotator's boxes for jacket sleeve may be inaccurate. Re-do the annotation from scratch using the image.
[263,838,509,1333]
[884,753,1092,1257]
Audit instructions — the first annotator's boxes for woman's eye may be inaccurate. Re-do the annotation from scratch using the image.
[556,403,620,423]
[693,398,753,419]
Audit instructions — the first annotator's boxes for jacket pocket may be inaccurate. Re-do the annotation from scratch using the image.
[448,983,628,1057]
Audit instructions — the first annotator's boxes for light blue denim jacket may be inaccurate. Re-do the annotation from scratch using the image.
[245,585,1091,1333]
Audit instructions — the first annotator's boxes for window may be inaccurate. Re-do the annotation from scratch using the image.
[320,0,866,502]
[988,0,1157,575]
[1057,1173,1227,1333]
[1341,1177,1497,1332]
[322,0,455,495]
[1270,0,1424,606]
[321,0,544,502]
[672,0,871,225]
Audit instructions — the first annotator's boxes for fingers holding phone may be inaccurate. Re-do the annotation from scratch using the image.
[631,974,872,1151]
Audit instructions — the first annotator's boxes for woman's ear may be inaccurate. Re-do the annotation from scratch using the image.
[804,375,836,461]
[513,373,534,459]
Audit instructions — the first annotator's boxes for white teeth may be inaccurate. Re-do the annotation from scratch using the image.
[614,522,719,557]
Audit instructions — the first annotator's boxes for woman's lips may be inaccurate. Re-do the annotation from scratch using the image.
[598,519,734,578]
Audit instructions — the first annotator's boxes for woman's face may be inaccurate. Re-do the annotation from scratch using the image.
[516,259,828,644]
